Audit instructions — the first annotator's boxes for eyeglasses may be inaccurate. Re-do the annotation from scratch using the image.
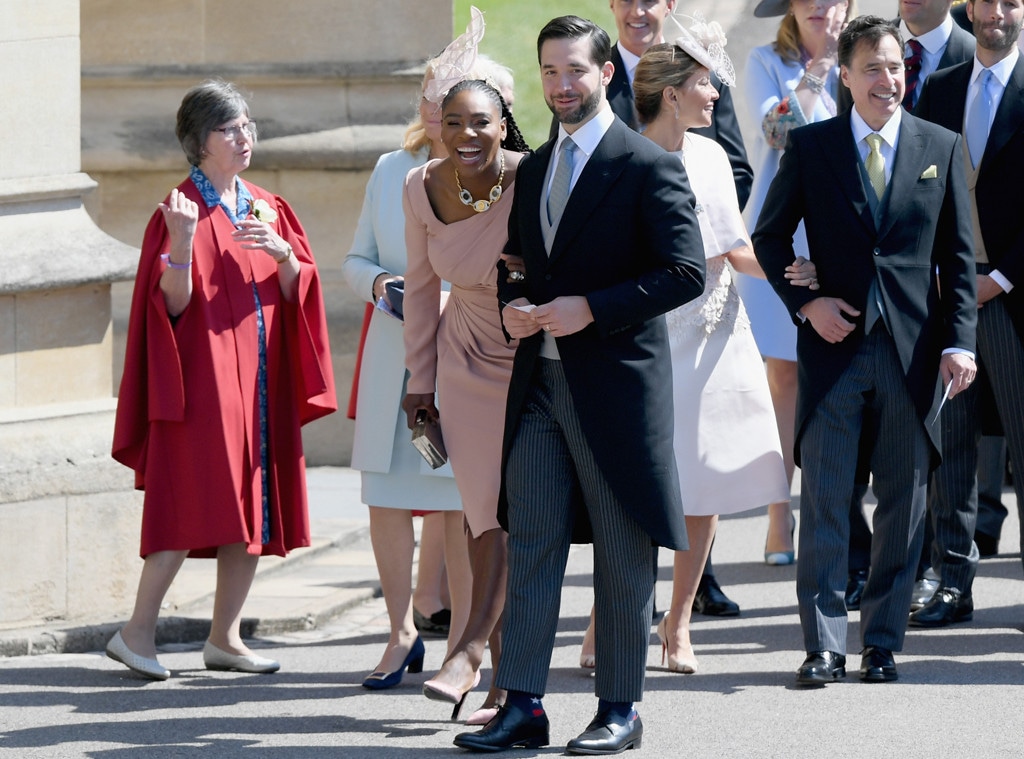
[212,121,257,140]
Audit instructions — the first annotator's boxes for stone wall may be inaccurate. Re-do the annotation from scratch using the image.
[80,0,452,466]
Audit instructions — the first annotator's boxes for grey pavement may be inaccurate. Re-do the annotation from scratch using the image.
[1,465,1022,757]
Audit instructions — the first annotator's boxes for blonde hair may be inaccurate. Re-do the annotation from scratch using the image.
[401,54,514,153]
[774,1,858,63]
[633,43,704,126]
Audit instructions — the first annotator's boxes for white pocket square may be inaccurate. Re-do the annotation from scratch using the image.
[920,165,938,179]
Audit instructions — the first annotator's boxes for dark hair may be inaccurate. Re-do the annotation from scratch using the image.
[441,79,530,153]
[537,15,611,68]
[176,79,253,166]
[838,15,903,69]
[633,43,705,125]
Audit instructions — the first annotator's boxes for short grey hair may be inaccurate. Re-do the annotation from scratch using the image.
[175,79,252,166]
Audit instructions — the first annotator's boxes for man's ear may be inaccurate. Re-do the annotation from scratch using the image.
[840,65,851,90]
[601,60,615,86]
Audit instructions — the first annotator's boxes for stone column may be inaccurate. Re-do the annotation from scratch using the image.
[1,2,140,637]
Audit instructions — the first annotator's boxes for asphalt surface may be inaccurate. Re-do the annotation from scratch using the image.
[1,466,1022,757]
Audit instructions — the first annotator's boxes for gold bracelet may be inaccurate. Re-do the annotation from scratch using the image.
[275,245,293,265]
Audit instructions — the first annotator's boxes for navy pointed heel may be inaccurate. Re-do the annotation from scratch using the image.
[362,636,425,690]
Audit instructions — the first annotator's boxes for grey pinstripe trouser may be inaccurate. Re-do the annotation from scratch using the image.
[496,359,656,703]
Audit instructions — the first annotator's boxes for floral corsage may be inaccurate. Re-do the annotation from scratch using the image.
[251,198,278,224]
[762,93,807,151]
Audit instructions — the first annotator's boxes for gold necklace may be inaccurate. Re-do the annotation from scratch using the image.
[454,150,505,213]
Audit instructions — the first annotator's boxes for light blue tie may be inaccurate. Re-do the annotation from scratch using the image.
[547,138,577,225]
[967,70,993,169]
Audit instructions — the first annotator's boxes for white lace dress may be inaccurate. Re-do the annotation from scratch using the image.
[667,134,790,516]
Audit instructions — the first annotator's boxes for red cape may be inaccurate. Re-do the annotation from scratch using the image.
[112,178,336,558]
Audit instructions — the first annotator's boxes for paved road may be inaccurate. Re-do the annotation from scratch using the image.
[1,464,1021,757]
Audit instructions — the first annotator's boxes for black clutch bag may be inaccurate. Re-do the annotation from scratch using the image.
[385,280,405,320]
[411,409,447,469]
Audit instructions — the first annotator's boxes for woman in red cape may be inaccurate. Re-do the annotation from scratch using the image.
[107,80,335,680]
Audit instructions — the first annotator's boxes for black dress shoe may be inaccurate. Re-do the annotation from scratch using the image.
[975,532,999,558]
[453,702,549,752]
[795,651,846,687]
[692,575,740,617]
[844,569,869,611]
[910,574,940,611]
[908,587,974,628]
[566,709,643,755]
[859,646,898,682]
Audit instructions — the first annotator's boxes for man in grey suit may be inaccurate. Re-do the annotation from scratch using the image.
[454,14,705,755]
[909,0,1024,627]
[754,15,977,686]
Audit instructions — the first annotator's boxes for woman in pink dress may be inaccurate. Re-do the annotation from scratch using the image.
[402,78,529,722]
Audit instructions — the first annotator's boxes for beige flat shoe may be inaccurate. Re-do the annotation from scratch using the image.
[106,630,170,681]
[202,641,280,673]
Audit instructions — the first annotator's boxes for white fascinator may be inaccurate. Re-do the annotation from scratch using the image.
[423,6,486,105]
[663,11,736,87]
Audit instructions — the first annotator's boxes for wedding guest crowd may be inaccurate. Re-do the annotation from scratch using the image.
[106,1,1023,754]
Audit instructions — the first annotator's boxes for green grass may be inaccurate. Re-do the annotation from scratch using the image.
[454,0,614,149]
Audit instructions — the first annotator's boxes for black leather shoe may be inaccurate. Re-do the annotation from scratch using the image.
[692,576,740,617]
[795,651,846,687]
[859,646,898,682]
[975,532,999,558]
[910,574,940,611]
[844,569,869,611]
[908,587,974,628]
[566,709,643,755]
[453,703,549,752]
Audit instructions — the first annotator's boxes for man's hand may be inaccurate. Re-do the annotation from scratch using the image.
[939,353,977,399]
[531,296,594,337]
[800,297,860,343]
[976,274,1003,307]
[501,297,542,339]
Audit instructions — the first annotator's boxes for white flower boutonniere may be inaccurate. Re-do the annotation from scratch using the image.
[251,198,278,224]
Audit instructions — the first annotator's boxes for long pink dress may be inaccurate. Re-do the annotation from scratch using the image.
[402,160,517,537]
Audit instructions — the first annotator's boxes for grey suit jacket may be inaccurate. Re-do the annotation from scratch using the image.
[916,55,1024,340]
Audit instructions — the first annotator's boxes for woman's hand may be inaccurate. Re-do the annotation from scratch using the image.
[500,253,526,284]
[232,219,292,263]
[402,392,438,430]
[785,256,819,290]
[373,273,404,306]
[159,188,199,256]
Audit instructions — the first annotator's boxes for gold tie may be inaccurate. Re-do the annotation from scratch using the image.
[865,133,886,200]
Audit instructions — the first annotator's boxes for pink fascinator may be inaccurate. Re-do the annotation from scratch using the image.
[663,11,736,87]
[423,6,486,105]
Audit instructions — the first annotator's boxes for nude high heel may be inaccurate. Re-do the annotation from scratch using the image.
[656,614,697,674]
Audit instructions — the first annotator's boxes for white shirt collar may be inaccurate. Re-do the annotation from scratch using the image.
[971,47,1020,88]
[899,15,953,54]
[850,106,902,150]
[616,41,642,86]
[555,104,615,159]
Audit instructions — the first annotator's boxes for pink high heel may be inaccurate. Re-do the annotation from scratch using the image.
[423,669,481,721]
